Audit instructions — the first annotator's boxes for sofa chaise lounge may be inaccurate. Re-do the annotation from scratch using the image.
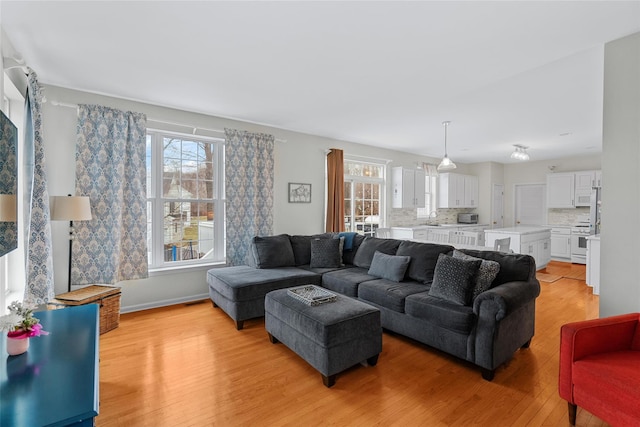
[207,233,540,380]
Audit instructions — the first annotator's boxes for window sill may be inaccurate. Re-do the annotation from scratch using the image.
[149,261,227,277]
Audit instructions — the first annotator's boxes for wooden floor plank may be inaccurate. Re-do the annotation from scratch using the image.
[96,262,609,426]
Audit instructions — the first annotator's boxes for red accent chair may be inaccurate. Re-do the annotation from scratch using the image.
[559,313,640,426]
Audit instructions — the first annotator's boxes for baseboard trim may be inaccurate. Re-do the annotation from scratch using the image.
[120,293,210,314]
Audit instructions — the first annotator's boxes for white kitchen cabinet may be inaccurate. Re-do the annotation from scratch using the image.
[390,227,429,240]
[463,175,478,207]
[547,173,575,208]
[438,173,478,208]
[550,227,572,259]
[485,227,551,270]
[391,167,426,209]
[594,170,602,188]
[575,171,596,207]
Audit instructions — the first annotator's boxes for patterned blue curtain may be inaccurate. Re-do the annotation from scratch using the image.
[24,69,55,304]
[224,129,274,265]
[73,105,148,284]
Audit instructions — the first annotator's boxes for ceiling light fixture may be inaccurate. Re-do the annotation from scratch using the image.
[511,144,530,161]
[437,121,456,171]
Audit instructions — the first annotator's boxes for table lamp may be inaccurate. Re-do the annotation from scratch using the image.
[50,195,92,292]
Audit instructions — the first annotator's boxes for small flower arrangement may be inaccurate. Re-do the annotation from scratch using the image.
[0,301,49,339]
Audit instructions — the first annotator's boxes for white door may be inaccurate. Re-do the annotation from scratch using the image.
[515,184,546,225]
[492,184,504,228]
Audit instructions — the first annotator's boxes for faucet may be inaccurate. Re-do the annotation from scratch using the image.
[425,210,438,225]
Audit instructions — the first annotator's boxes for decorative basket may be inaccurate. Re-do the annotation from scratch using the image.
[53,285,121,334]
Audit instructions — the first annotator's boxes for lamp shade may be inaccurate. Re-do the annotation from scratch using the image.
[50,196,92,221]
[0,194,17,222]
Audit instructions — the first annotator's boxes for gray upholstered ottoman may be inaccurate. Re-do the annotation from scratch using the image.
[265,288,382,387]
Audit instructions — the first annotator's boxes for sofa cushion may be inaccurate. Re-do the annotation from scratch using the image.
[452,250,500,300]
[342,234,366,265]
[428,253,481,306]
[396,241,454,284]
[458,249,535,287]
[358,279,427,313]
[310,237,343,268]
[322,267,377,297]
[405,292,476,334]
[207,266,321,301]
[249,234,295,268]
[352,237,401,269]
[289,233,333,266]
[367,251,411,282]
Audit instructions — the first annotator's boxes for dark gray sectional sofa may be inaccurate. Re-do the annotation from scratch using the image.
[207,232,540,380]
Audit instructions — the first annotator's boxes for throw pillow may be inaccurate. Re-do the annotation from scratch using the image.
[250,234,295,268]
[367,251,411,282]
[428,253,482,306]
[352,237,402,269]
[310,238,343,268]
[452,250,501,300]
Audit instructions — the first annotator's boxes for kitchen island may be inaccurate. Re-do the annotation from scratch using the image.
[485,226,552,270]
[390,224,489,245]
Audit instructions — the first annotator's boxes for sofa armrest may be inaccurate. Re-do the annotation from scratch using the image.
[473,280,540,321]
[559,313,640,402]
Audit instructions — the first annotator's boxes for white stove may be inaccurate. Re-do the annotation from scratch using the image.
[570,214,591,264]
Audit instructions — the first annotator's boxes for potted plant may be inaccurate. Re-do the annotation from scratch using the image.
[0,301,49,356]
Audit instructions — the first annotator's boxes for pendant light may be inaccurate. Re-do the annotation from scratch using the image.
[510,144,530,161]
[437,121,456,171]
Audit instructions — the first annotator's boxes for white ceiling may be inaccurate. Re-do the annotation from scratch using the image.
[2,1,640,164]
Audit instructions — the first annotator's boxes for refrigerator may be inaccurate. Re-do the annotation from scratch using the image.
[589,187,602,235]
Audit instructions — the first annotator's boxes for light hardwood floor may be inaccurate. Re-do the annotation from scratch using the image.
[97,261,606,427]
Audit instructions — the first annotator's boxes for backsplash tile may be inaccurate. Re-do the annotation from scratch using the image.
[389,208,474,227]
[547,207,590,225]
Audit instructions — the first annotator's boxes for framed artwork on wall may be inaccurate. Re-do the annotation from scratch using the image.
[288,183,311,203]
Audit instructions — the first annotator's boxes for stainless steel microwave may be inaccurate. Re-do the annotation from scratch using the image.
[457,213,478,224]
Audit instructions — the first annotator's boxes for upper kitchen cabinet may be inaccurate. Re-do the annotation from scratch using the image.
[548,170,602,209]
[438,173,478,208]
[575,170,596,207]
[547,173,575,208]
[391,167,425,209]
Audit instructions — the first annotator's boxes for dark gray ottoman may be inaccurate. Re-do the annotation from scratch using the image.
[265,288,382,387]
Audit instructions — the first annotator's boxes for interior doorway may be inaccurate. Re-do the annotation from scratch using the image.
[514,183,547,226]
[492,184,504,228]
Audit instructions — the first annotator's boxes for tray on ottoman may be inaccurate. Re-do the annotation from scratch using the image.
[287,285,337,306]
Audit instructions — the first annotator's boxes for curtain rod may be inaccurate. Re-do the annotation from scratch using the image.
[50,100,287,143]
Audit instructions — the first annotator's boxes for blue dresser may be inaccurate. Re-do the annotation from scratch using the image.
[1,304,100,426]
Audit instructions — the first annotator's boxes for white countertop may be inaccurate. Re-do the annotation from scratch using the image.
[392,223,489,230]
[586,234,601,241]
[485,226,552,235]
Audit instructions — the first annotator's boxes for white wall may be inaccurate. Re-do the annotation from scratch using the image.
[41,85,443,311]
[600,32,640,317]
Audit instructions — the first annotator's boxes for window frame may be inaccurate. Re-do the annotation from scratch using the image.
[417,165,438,219]
[146,129,226,271]
[343,157,386,237]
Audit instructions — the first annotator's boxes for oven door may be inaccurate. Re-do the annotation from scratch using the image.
[571,232,589,264]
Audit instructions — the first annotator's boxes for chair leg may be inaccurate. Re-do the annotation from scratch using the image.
[568,402,577,426]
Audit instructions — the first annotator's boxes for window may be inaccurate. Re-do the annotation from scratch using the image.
[343,159,385,237]
[146,130,225,268]
[417,164,438,218]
